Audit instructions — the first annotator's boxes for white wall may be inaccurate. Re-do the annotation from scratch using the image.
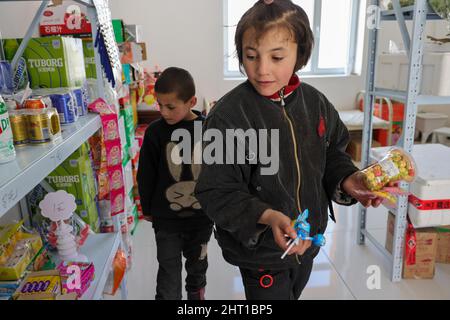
[0,0,449,113]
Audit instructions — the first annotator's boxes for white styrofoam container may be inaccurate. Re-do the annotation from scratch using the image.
[376,52,450,96]
[371,144,450,228]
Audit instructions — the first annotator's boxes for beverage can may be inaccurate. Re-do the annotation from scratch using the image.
[49,93,77,124]
[24,96,47,109]
[27,108,61,144]
[9,110,29,146]
[0,95,16,163]
[72,88,88,116]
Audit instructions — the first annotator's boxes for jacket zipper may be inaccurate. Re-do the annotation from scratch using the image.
[279,87,302,215]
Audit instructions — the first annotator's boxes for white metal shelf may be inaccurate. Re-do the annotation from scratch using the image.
[370,89,450,105]
[381,4,442,20]
[0,114,101,218]
[358,0,449,282]
[79,232,122,300]
[48,232,121,300]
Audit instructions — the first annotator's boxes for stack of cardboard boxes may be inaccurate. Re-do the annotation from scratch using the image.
[385,212,450,279]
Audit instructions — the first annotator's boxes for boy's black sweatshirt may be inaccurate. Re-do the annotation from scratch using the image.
[195,81,359,270]
[137,110,213,232]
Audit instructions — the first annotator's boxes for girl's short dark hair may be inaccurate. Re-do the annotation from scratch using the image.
[154,67,196,102]
[235,0,314,72]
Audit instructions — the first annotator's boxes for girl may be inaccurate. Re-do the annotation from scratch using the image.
[195,0,381,300]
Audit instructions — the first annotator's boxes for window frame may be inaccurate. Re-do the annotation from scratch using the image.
[223,0,363,78]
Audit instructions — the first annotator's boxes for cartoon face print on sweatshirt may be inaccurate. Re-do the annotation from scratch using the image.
[165,141,202,216]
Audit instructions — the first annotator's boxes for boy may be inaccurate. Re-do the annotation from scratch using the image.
[137,67,213,300]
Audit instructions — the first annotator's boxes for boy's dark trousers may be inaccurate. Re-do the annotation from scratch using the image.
[239,254,314,300]
[155,226,213,300]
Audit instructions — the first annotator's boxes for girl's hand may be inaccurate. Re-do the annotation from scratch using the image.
[341,171,383,208]
[259,209,312,256]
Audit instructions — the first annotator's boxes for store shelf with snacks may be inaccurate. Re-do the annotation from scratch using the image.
[1,0,128,300]
[47,231,121,300]
[0,114,101,219]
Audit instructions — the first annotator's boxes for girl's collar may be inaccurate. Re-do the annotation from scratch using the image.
[264,74,301,101]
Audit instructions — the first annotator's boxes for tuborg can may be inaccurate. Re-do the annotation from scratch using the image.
[0,95,16,163]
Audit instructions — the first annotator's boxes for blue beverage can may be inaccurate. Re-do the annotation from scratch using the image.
[72,88,88,116]
[49,93,77,124]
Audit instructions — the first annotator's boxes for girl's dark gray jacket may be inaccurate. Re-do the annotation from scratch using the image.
[194,81,358,270]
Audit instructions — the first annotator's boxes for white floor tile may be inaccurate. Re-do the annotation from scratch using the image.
[301,251,355,300]
[105,211,450,300]
[323,228,450,300]
[326,203,389,234]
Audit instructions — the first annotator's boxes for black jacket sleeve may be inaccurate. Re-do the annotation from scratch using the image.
[322,97,359,206]
[137,126,160,216]
[194,114,272,248]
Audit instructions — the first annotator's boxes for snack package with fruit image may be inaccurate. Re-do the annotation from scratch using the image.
[361,147,417,206]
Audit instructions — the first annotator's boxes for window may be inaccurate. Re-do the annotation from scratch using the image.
[224,0,366,78]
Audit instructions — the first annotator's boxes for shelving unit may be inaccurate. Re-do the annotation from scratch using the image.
[358,0,450,282]
[0,114,101,218]
[1,0,127,299]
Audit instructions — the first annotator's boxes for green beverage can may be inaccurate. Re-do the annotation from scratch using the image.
[0,95,16,163]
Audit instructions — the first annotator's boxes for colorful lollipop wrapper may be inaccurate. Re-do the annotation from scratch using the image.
[361,147,417,191]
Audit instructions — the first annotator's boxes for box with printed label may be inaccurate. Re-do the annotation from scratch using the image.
[82,39,96,79]
[386,212,438,279]
[0,222,43,281]
[45,143,99,232]
[9,36,87,89]
[435,226,450,264]
[39,1,92,37]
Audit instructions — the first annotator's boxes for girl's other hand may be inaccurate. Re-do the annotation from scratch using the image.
[342,171,383,208]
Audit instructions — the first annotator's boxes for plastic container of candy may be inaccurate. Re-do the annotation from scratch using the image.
[361,147,417,191]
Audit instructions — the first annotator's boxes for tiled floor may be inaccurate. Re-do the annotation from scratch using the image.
[106,204,450,300]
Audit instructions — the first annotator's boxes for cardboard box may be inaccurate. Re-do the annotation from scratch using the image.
[13,270,77,300]
[435,226,450,264]
[119,42,147,64]
[46,142,100,232]
[112,19,125,44]
[386,212,438,279]
[124,24,144,43]
[346,134,381,162]
[0,222,43,281]
[8,36,87,88]
[82,39,96,79]
[39,1,92,38]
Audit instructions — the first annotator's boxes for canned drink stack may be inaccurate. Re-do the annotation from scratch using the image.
[24,96,47,109]
[49,92,78,124]
[9,109,29,146]
[72,88,88,117]
[0,95,16,163]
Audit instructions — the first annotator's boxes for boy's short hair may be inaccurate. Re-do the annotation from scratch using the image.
[154,67,196,102]
[235,0,314,73]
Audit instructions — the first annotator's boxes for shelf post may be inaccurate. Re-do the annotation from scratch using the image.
[86,5,106,100]
[358,0,381,246]
[390,0,428,282]
[11,1,50,73]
